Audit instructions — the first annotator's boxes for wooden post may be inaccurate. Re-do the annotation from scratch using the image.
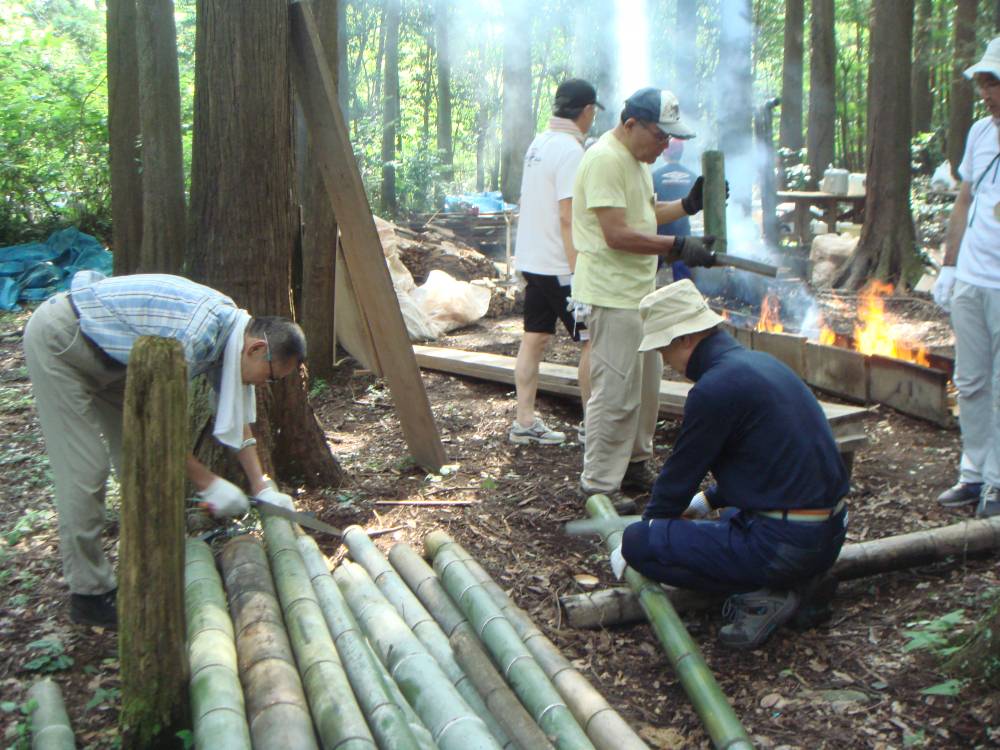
[701,150,727,252]
[119,336,190,748]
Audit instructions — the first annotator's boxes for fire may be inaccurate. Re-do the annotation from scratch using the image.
[818,326,836,346]
[755,294,784,333]
[852,281,930,366]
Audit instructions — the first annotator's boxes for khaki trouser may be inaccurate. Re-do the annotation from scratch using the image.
[581,305,662,492]
[22,293,127,594]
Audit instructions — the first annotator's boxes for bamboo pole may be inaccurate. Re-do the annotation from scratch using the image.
[261,517,376,749]
[702,150,727,252]
[220,535,319,750]
[296,534,431,750]
[27,679,75,750]
[342,527,515,749]
[424,535,596,750]
[118,336,189,748]
[584,496,753,750]
[389,542,558,750]
[334,560,503,750]
[423,532,648,750]
[185,539,252,749]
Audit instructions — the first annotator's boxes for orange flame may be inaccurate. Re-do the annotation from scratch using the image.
[852,281,930,366]
[755,294,784,333]
[818,326,836,346]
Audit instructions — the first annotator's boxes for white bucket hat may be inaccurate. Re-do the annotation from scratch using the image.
[638,280,724,352]
[965,37,1000,80]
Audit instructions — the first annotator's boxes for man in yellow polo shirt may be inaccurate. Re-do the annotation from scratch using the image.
[573,87,717,502]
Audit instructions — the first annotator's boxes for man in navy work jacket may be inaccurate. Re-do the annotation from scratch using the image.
[616,279,849,649]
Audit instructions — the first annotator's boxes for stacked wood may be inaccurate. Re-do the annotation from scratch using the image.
[27,679,75,750]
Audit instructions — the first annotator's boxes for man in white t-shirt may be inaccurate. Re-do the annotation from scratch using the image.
[933,37,1000,518]
[510,79,601,445]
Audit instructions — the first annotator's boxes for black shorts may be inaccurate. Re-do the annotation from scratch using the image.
[522,271,587,342]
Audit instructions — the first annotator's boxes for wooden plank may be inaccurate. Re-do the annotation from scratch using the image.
[868,354,953,427]
[334,245,380,374]
[751,330,806,376]
[804,342,868,403]
[289,1,445,472]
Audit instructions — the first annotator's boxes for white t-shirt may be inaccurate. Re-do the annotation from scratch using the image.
[957,116,1000,289]
[513,130,584,276]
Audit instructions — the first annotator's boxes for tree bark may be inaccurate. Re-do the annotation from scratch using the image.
[136,0,185,274]
[501,0,533,202]
[118,337,189,749]
[947,0,977,178]
[910,0,934,135]
[836,0,918,290]
[779,0,804,150]
[435,0,454,183]
[807,0,836,187]
[188,0,343,486]
[381,0,401,217]
[106,0,142,275]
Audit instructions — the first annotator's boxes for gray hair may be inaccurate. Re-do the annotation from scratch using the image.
[247,316,307,363]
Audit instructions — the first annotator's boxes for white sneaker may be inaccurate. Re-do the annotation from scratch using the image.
[576,421,586,444]
[509,418,566,445]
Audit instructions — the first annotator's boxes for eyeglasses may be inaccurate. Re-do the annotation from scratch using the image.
[262,332,277,385]
[640,121,670,145]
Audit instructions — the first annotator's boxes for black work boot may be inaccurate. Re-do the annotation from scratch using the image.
[70,589,118,629]
[578,483,638,514]
[621,461,657,493]
[790,573,839,630]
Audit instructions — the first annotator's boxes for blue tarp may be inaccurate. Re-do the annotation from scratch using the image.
[0,228,112,311]
[443,191,517,215]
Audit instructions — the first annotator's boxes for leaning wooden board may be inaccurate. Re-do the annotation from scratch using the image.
[413,345,869,454]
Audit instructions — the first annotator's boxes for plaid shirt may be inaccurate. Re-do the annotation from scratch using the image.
[70,274,240,378]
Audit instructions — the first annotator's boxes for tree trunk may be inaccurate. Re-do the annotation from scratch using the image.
[381,0,401,217]
[947,0,977,178]
[435,0,454,183]
[911,0,934,135]
[779,0,804,150]
[118,337,189,749]
[719,0,754,211]
[807,0,836,187]
[337,0,350,118]
[136,0,185,274]
[298,0,339,381]
[501,0,533,203]
[106,0,142,275]
[836,0,917,290]
[188,0,343,486]
[574,0,616,133]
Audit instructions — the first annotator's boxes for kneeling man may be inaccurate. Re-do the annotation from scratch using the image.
[619,280,849,649]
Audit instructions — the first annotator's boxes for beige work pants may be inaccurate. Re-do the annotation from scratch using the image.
[22,293,127,595]
[581,305,662,492]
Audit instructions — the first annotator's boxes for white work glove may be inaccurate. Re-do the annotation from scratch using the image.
[682,490,711,519]
[199,477,249,518]
[609,545,627,580]
[932,266,956,312]
[256,484,294,511]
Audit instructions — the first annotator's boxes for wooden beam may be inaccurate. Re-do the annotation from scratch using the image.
[868,354,953,427]
[289,1,445,472]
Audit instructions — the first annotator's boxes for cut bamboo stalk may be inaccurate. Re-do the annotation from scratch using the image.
[220,535,319,750]
[423,532,648,750]
[27,679,75,750]
[343,528,515,749]
[261,517,376,749]
[424,535,596,750]
[185,539,251,749]
[296,534,430,750]
[561,586,717,629]
[334,559,503,750]
[584,496,753,750]
[390,542,558,750]
[702,150,727,252]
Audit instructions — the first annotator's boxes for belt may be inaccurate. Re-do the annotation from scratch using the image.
[757,499,846,523]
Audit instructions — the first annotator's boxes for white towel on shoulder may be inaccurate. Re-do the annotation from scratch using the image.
[213,311,256,449]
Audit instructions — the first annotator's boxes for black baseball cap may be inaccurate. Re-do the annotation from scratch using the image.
[622,87,695,139]
[553,79,604,113]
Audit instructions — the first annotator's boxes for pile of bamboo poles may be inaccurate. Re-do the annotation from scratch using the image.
[184,518,651,749]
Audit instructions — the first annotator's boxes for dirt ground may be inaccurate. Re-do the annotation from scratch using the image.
[1,300,999,749]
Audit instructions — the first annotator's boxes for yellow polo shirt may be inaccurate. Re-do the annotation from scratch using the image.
[570,130,658,309]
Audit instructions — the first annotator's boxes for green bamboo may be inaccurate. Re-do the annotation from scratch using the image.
[27,679,74,750]
[334,559,502,750]
[702,150,728,253]
[261,517,376,750]
[424,536,595,750]
[184,538,251,750]
[584,495,754,750]
[343,527,514,749]
[390,542,557,750]
[422,533,647,750]
[220,535,319,750]
[296,534,431,750]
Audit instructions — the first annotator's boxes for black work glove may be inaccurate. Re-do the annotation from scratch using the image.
[674,235,717,268]
[681,177,730,215]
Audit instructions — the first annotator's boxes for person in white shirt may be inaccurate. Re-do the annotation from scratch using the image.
[509,79,601,445]
[933,37,1000,518]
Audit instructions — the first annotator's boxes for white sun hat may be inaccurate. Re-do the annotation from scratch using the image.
[965,37,1000,80]
[638,279,724,352]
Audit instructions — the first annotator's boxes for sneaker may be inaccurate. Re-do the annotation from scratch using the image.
[937,482,983,508]
[509,418,566,445]
[575,421,586,445]
[578,482,637,514]
[621,460,657,493]
[70,589,118,629]
[976,485,1000,518]
[718,588,800,649]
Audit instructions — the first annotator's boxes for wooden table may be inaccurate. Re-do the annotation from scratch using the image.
[777,191,866,247]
